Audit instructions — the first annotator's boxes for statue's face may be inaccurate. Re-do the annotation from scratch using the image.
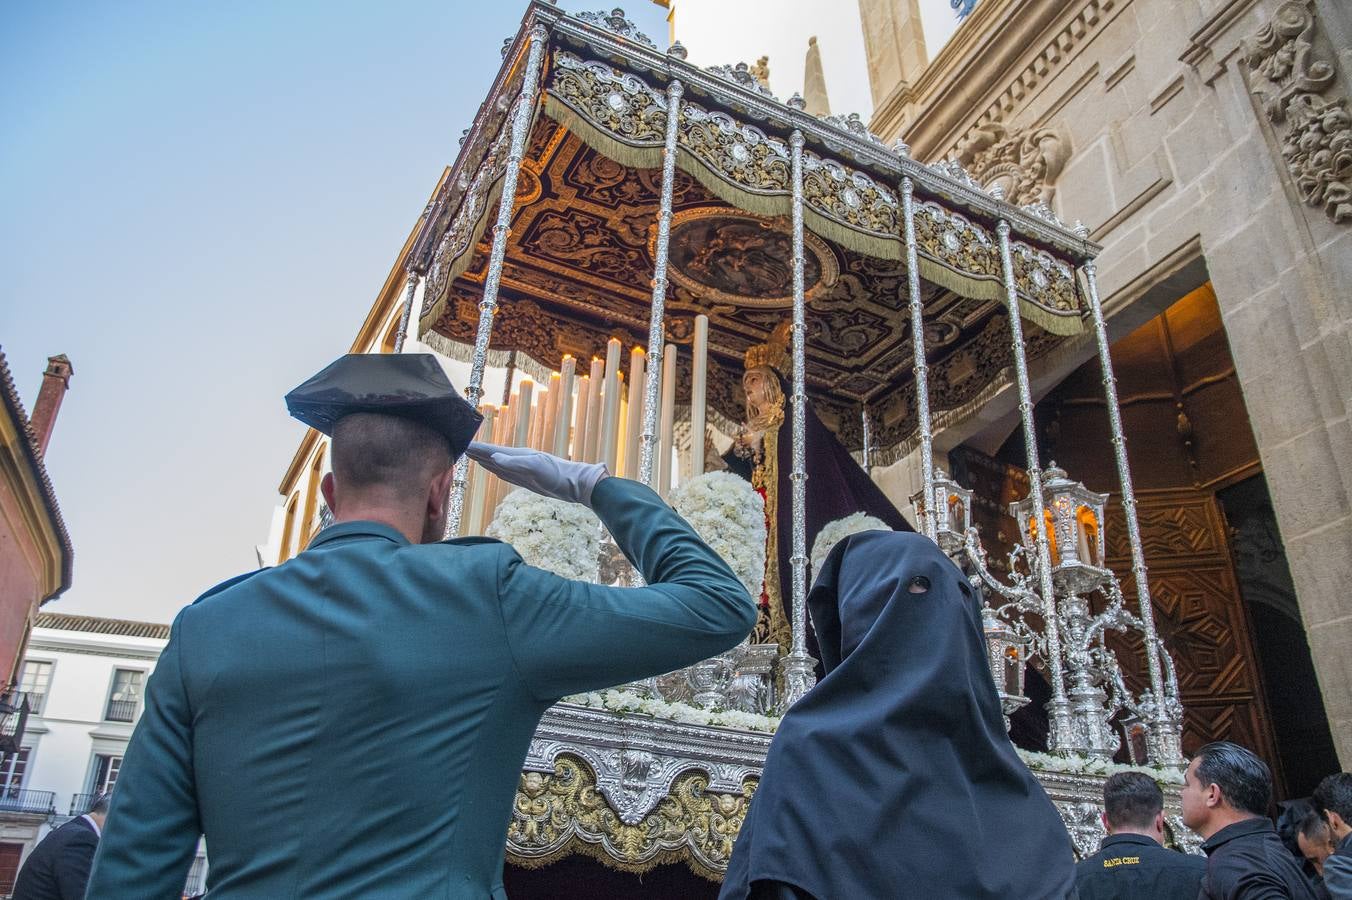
[743,367,783,429]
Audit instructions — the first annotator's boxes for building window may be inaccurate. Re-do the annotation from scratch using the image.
[104,670,143,723]
[92,754,122,794]
[0,749,29,797]
[0,842,23,895]
[18,661,52,715]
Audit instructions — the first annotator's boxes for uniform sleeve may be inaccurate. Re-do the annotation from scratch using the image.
[86,610,201,897]
[498,477,757,701]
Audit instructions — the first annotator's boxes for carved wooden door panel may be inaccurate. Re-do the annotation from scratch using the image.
[1104,488,1280,777]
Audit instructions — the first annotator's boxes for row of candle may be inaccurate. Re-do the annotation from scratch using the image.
[459,315,711,535]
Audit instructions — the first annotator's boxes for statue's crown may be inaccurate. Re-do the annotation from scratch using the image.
[744,321,792,373]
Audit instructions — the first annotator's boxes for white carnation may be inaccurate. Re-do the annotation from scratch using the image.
[1015,748,1184,784]
[668,471,767,598]
[560,689,781,733]
[810,512,890,578]
[486,488,601,582]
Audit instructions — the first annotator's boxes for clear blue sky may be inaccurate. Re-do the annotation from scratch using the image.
[1,1,670,623]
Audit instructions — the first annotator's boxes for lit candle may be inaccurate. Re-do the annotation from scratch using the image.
[481,403,508,526]
[624,346,645,479]
[513,380,533,447]
[541,372,561,455]
[527,386,547,450]
[584,356,605,462]
[466,406,496,536]
[658,343,678,495]
[554,356,575,457]
[600,338,623,473]
[691,315,709,476]
[1077,516,1095,566]
[572,374,592,463]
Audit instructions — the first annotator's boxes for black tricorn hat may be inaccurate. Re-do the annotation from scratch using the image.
[285,353,483,456]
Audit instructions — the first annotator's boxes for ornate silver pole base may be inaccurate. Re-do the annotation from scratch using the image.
[1045,698,1075,754]
[779,650,817,709]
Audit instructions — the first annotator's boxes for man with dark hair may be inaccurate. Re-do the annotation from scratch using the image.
[86,354,757,898]
[1075,771,1206,899]
[1182,741,1318,899]
[1297,811,1336,898]
[12,793,109,900]
[1313,773,1352,898]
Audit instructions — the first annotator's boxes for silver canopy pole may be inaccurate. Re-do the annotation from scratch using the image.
[780,129,817,707]
[996,219,1073,751]
[901,177,937,541]
[637,78,684,487]
[446,25,549,537]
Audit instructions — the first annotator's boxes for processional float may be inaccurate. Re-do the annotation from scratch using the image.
[390,3,1196,877]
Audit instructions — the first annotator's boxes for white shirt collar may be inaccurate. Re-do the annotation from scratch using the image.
[80,814,101,837]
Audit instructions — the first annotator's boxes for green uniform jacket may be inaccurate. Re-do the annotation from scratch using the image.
[86,477,755,898]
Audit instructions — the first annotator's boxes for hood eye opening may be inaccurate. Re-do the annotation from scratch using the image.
[908,575,931,594]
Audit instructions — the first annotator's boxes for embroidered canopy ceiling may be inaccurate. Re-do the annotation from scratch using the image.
[410,4,1101,459]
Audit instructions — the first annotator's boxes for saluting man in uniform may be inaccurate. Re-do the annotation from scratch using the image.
[86,353,756,899]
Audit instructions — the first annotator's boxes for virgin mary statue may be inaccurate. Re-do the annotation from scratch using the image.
[720,322,914,656]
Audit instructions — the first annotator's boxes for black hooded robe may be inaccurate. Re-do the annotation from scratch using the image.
[720,531,1076,900]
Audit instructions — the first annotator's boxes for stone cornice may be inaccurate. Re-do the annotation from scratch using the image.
[1180,0,1265,68]
[881,0,1122,161]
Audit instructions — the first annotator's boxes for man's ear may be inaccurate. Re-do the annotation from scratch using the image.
[427,467,455,519]
[1100,812,1112,834]
[1329,810,1348,834]
[1204,782,1223,810]
[1153,812,1166,836]
[321,472,337,513]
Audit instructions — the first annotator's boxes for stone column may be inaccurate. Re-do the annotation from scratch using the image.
[856,0,928,109]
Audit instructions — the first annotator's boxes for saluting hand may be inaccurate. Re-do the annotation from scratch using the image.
[466,442,609,506]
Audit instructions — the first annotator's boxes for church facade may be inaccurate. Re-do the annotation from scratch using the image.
[857,0,1350,788]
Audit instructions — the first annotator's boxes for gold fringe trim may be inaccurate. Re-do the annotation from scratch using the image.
[418,331,561,388]
[418,177,507,334]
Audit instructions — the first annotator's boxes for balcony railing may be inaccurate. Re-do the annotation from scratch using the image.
[69,792,99,816]
[104,699,137,723]
[0,788,56,815]
[0,693,30,754]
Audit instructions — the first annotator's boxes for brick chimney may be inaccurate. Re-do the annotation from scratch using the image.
[29,355,73,457]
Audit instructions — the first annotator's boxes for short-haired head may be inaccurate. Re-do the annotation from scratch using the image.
[1103,771,1163,831]
[1314,772,1352,833]
[89,792,111,815]
[1192,741,1272,816]
[1300,809,1330,842]
[331,413,454,502]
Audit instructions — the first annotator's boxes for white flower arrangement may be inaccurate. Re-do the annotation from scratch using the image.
[561,689,782,733]
[810,512,890,578]
[1016,748,1185,784]
[486,488,601,582]
[668,471,767,598]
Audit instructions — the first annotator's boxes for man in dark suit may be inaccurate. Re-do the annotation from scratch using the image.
[86,354,756,899]
[1076,771,1205,899]
[1183,741,1318,899]
[12,793,107,900]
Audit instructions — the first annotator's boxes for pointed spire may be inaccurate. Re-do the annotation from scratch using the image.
[803,36,830,117]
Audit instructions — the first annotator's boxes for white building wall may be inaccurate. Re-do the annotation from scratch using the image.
[3,620,206,890]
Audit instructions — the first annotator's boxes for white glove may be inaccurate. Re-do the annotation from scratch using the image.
[466,442,609,506]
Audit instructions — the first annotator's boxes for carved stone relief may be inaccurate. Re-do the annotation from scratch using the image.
[1246,2,1351,224]
[955,121,1072,207]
